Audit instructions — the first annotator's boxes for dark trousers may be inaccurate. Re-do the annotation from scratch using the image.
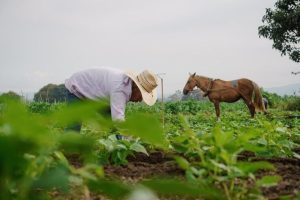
[62,86,82,132]
[62,85,113,135]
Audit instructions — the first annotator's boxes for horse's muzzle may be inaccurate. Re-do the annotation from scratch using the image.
[183,89,189,95]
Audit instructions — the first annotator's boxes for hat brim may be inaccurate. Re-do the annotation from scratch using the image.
[125,70,158,106]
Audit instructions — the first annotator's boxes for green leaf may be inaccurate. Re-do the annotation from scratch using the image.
[174,156,190,170]
[256,175,282,187]
[130,143,149,156]
[213,128,233,148]
[293,152,300,159]
[118,113,168,149]
[54,151,70,168]
[75,168,97,181]
[257,138,268,145]
[52,100,112,128]
[210,160,229,171]
[276,127,287,133]
[237,161,274,174]
[88,179,132,200]
[142,179,226,200]
[32,164,70,192]
[99,139,114,152]
[58,133,95,154]
[243,143,267,153]
[127,186,158,200]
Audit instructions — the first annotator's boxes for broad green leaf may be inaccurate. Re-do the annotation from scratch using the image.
[237,161,274,175]
[174,156,190,170]
[118,113,168,149]
[32,164,70,192]
[130,143,149,156]
[210,160,229,171]
[58,133,95,154]
[88,179,132,200]
[51,100,112,128]
[99,139,114,152]
[127,186,158,200]
[212,128,234,148]
[243,143,267,153]
[257,138,268,145]
[256,175,282,187]
[142,179,226,200]
[293,152,300,159]
[54,151,70,168]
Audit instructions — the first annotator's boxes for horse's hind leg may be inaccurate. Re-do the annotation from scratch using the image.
[240,92,256,118]
[213,101,221,121]
[244,100,255,118]
[249,102,255,118]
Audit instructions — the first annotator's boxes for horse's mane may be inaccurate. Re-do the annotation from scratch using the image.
[195,75,225,82]
[195,75,213,80]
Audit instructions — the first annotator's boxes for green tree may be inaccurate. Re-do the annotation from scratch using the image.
[181,89,204,101]
[34,84,67,103]
[258,0,300,62]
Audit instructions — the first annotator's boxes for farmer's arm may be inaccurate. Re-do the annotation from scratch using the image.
[110,91,128,121]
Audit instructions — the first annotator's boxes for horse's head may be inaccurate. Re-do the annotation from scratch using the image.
[183,72,197,95]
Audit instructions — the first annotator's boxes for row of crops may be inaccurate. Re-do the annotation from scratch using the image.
[0,97,300,199]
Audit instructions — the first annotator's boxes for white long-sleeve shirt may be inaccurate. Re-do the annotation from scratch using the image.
[65,67,132,121]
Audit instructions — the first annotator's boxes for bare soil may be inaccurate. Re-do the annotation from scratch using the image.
[104,151,184,182]
[103,150,300,200]
[66,149,300,200]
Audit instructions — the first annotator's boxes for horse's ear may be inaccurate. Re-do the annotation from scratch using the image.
[192,72,196,77]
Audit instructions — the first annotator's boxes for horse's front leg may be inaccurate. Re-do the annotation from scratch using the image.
[213,101,221,121]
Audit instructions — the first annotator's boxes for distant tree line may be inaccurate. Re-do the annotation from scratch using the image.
[0,91,22,101]
[167,89,206,102]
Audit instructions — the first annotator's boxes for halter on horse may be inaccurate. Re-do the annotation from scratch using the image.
[183,73,266,120]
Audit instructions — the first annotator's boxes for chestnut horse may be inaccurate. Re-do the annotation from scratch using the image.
[183,73,266,120]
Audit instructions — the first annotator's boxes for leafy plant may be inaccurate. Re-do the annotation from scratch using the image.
[98,135,148,165]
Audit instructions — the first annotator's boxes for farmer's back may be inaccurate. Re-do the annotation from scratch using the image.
[65,67,132,100]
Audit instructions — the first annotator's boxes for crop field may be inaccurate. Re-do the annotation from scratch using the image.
[0,97,300,200]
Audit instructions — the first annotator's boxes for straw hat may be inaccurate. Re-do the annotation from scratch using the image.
[125,70,158,106]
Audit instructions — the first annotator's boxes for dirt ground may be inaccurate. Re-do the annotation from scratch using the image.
[66,149,300,200]
[104,151,184,182]
[103,150,300,200]
[254,148,300,200]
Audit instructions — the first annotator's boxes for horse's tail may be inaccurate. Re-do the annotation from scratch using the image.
[252,81,266,113]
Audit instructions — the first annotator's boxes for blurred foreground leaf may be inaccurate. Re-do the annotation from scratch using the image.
[236,161,274,175]
[256,175,282,187]
[51,100,113,129]
[142,179,226,200]
[118,113,168,149]
[88,179,132,200]
[58,133,95,154]
[31,164,70,192]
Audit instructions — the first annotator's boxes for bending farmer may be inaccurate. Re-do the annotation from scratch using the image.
[63,67,159,131]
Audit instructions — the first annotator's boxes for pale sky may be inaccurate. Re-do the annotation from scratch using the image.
[0,0,299,95]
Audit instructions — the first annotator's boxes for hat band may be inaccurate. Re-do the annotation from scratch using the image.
[137,74,157,93]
